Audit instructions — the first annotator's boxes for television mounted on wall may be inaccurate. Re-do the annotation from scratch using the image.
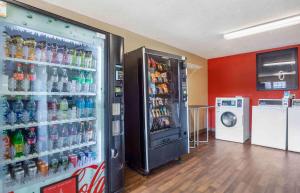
[256,47,298,91]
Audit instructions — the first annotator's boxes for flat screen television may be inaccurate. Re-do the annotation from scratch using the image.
[256,48,298,91]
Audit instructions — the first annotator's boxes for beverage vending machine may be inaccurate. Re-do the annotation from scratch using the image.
[0,1,125,193]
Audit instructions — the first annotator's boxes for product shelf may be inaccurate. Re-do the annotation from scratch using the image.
[1,117,96,131]
[4,159,101,193]
[1,141,97,165]
[0,91,96,96]
[4,57,96,72]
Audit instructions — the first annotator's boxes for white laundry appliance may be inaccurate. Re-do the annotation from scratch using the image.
[288,99,300,152]
[215,97,250,143]
[252,99,287,150]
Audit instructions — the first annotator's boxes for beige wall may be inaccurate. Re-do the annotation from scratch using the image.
[17,0,208,106]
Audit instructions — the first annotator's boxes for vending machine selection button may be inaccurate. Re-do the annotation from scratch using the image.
[115,70,123,81]
[112,120,121,136]
[115,86,123,97]
[112,103,121,116]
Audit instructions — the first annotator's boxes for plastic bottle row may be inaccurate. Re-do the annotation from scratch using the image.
[5,63,96,93]
[0,96,95,125]
[3,147,97,186]
[2,121,96,160]
[4,33,96,68]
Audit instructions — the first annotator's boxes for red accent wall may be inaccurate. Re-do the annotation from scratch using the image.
[208,44,300,129]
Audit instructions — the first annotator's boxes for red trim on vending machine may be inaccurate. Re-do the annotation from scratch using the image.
[40,176,78,193]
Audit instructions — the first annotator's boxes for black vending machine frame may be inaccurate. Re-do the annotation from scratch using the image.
[124,47,189,175]
[2,1,125,193]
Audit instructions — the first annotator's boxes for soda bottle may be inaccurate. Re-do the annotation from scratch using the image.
[26,127,37,154]
[12,129,24,158]
[60,68,69,92]
[78,122,85,143]
[12,97,24,124]
[85,72,93,92]
[79,71,85,91]
[60,124,69,146]
[13,63,25,91]
[27,64,36,91]
[49,125,59,150]
[76,97,85,118]
[0,97,10,125]
[2,130,11,159]
[69,123,77,145]
[38,66,47,92]
[50,67,59,92]
[85,97,94,117]
[26,97,36,122]
[59,98,69,119]
[37,126,48,152]
[85,121,94,142]
[48,97,58,121]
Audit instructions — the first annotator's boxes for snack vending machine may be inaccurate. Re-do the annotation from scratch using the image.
[0,1,124,193]
[124,47,189,174]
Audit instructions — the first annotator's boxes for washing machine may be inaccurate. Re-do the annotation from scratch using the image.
[215,97,250,143]
[288,99,300,152]
[252,99,287,150]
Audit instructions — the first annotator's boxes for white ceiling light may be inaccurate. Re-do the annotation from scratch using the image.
[224,15,300,40]
[263,61,296,67]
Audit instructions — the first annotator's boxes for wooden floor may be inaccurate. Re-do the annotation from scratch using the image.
[125,134,300,193]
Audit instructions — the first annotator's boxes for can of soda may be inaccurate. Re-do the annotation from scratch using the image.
[40,163,48,176]
[91,151,97,161]
[68,154,78,168]
[26,160,36,168]
[14,167,25,184]
[61,155,69,171]
[50,158,59,173]
[81,152,87,165]
[28,165,37,178]
[4,171,12,185]
[77,152,86,166]
[37,160,44,170]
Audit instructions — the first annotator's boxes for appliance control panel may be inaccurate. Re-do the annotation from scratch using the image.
[292,99,300,107]
[114,64,123,97]
[216,98,244,108]
[112,63,124,135]
[221,100,236,107]
[237,99,243,108]
[181,62,188,102]
[258,99,283,106]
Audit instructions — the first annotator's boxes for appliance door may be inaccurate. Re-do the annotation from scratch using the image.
[288,107,300,152]
[216,108,242,129]
[0,2,107,193]
[252,106,287,150]
[221,111,237,127]
[145,53,182,136]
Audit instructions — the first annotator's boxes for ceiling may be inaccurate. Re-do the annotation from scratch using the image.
[43,0,300,59]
